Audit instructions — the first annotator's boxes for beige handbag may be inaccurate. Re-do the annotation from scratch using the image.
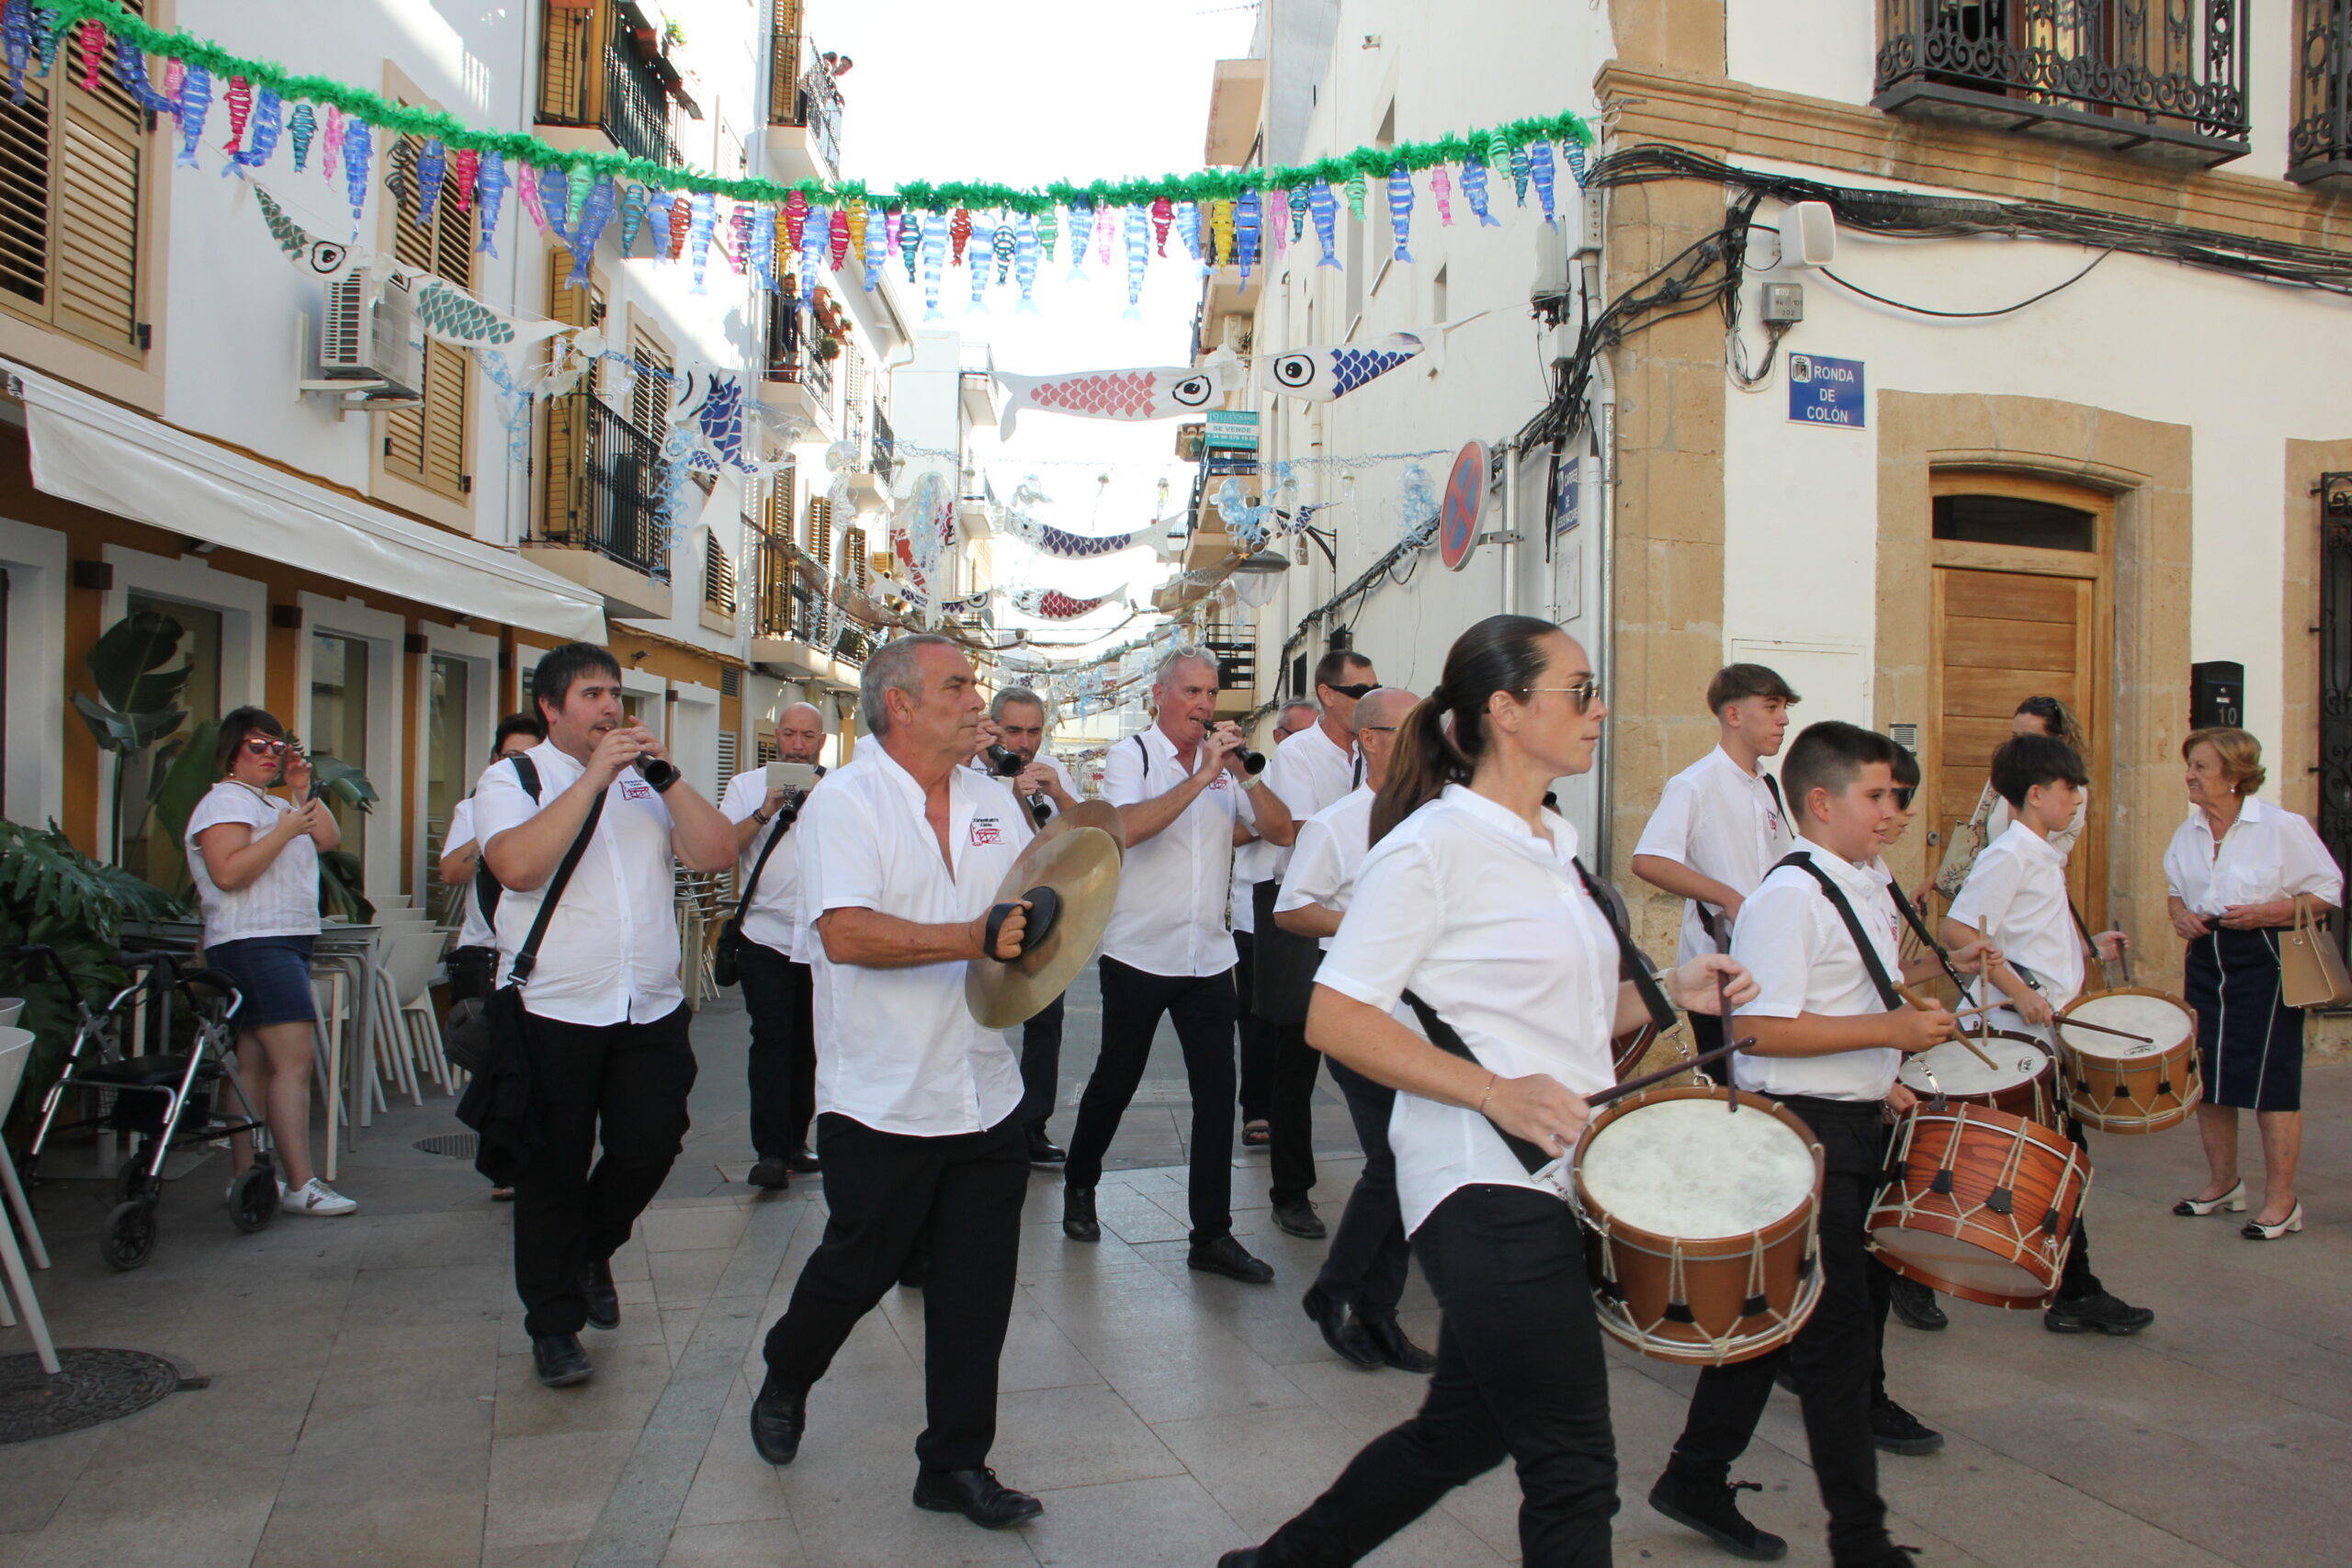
[2278,901,2352,1010]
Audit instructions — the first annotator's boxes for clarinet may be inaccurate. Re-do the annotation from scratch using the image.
[986,744,1055,829]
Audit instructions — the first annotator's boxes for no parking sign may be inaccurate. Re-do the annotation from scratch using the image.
[1439,441,1488,571]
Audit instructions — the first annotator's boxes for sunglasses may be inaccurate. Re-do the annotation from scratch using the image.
[1358,723,1399,734]
[242,737,288,758]
[1521,677,1603,713]
[1894,786,1917,811]
[1325,682,1377,701]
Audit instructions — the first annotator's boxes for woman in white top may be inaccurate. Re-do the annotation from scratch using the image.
[187,707,354,1217]
[1219,616,1753,1568]
[2164,728,2341,1241]
[1933,695,2088,897]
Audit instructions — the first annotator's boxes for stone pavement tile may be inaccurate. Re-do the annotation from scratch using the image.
[0,1428,107,1536]
[987,1382,1189,1491]
[310,1336,502,1411]
[485,1430,641,1550]
[277,1394,494,1507]
[359,1210,513,1270]
[783,1491,1035,1568]
[481,1543,582,1568]
[660,1304,707,1365]
[1012,1218,1151,1275]
[163,1300,345,1377]
[1152,1404,1396,1537]
[1024,1473,1243,1568]
[658,1518,804,1568]
[253,1490,487,1568]
[1078,1324,1313,1424]
[647,1247,734,1305]
[339,1260,513,1333]
[1883,1435,2234,1568]
[1280,1350,1440,1442]
[0,1494,275,1568]
[1092,1188,1191,1247]
[1019,1263,1221,1348]
[674,1375,791,1529]
[639,1204,752,1255]
[493,1341,677,1438]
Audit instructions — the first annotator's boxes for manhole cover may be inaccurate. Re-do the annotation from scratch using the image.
[413,1133,480,1158]
[0,1348,184,1443]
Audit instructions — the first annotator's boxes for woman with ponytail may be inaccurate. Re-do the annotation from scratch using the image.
[1220,616,1755,1568]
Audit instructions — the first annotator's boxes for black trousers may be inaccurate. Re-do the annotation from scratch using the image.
[739,941,816,1162]
[764,1111,1028,1471]
[512,1003,696,1337]
[1668,1097,1892,1566]
[1313,1059,1410,1319]
[1257,1185,1618,1567]
[1065,955,1238,1242]
[1269,1021,1323,1205]
[1235,931,1274,1124]
[1019,993,1066,1130]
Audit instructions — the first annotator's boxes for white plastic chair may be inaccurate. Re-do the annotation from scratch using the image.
[0,1027,59,1372]
[380,931,453,1097]
[0,998,22,1027]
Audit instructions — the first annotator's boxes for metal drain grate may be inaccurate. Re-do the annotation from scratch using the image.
[413,1133,481,1158]
[1,1348,185,1443]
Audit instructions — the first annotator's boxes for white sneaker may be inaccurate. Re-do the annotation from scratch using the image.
[280,1178,357,1216]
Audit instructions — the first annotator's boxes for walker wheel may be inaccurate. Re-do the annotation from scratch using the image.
[116,1148,157,1204]
[228,1166,278,1234]
[100,1198,159,1270]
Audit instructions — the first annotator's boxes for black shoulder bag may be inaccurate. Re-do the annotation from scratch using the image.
[713,796,799,988]
[447,773,607,1077]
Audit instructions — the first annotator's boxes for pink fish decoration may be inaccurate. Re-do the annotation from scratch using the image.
[1430,165,1455,227]
[991,363,1219,440]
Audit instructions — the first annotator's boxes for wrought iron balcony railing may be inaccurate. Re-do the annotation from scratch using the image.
[763,293,837,408]
[2290,0,2352,185]
[599,42,682,169]
[870,406,897,486]
[537,9,682,168]
[1204,635,1255,693]
[538,396,670,581]
[1872,0,2251,167]
[767,11,843,174]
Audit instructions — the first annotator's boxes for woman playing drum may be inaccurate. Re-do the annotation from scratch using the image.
[1216,616,1752,1568]
[2165,728,2340,1240]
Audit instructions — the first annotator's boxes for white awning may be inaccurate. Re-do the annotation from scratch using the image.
[8,360,605,643]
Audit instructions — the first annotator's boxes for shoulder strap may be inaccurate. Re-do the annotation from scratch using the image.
[507,785,608,986]
[1771,852,1905,1011]
[472,754,545,925]
[1573,857,1678,1034]
[1763,772,1786,820]
[732,803,796,924]
[1397,989,1551,1174]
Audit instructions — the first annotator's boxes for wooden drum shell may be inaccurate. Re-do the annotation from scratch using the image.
[1867,1102,2091,1309]
[2055,987,2202,1135]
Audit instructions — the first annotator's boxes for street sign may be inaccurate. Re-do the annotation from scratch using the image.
[1204,410,1260,450]
[1439,441,1487,571]
[1788,354,1865,428]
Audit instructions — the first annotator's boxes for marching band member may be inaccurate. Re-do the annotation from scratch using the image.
[1234,700,1322,1148]
[1222,617,1750,1568]
[750,635,1045,1529]
[976,686,1081,1164]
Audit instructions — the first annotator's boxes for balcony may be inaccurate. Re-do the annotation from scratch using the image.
[2290,0,2352,186]
[537,7,683,168]
[760,290,838,431]
[526,395,672,619]
[765,11,842,185]
[1205,633,1256,719]
[748,532,864,687]
[1871,0,2251,168]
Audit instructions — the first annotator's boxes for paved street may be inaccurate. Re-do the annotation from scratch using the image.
[3,978,2347,1568]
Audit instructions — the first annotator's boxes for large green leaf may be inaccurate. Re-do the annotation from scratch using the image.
[307,752,381,814]
[317,849,375,925]
[72,690,186,755]
[143,719,222,898]
[85,608,194,717]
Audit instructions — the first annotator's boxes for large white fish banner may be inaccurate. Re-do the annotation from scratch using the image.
[994,350,1243,438]
[1010,585,1130,620]
[1260,314,1489,402]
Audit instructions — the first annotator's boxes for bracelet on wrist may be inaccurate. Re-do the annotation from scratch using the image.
[1476,1073,1498,1116]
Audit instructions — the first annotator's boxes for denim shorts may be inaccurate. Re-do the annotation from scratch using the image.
[204,936,319,1028]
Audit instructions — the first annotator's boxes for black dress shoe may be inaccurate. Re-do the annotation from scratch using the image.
[749,1371,808,1465]
[910,1465,1043,1529]
[785,1145,822,1175]
[2044,1291,2155,1336]
[1360,1315,1437,1373]
[1188,1233,1273,1284]
[1218,1552,1260,1567]
[579,1259,620,1331]
[1303,1283,1383,1370]
[1888,1274,1948,1331]
[531,1333,593,1388]
[746,1156,791,1190]
[1026,1123,1067,1165]
[1062,1183,1100,1242]
[1646,1473,1787,1561]
[1271,1199,1326,1239]
[1871,1395,1944,1456]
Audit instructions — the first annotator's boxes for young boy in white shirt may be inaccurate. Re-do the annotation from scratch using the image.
[1939,732,2153,1338]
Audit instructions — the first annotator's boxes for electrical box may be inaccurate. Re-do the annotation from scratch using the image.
[1575,188,1604,259]
[1761,283,1805,325]
[2190,660,2244,728]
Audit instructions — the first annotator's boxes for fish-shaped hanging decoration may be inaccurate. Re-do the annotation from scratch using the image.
[1508,141,1532,206]
[450,146,478,212]
[644,186,673,260]
[340,117,371,232]
[1430,164,1454,227]
[1122,205,1147,319]
[1064,198,1091,279]
[1343,169,1367,221]
[113,37,170,116]
[884,204,902,255]
[1268,187,1289,258]
[1261,328,1439,402]
[752,203,778,291]
[571,175,616,283]
[845,197,867,261]
[1014,212,1039,313]
[161,56,183,118]
[689,192,716,291]
[920,209,947,320]
[31,6,58,80]
[6,2,34,104]
[221,74,251,159]
[1175,200,1201,265]
[566,164,592,233]
[72,16,96,91]
[287,100,314,170]
[253,186,359,280]
[1208,199,1233,269]
[799,202,827,285]
[967,234,988,313]
[1386,164,1414,262]
[1308,178,1339,268]
[619,181,647,254]
[668,195,690,259]
[1149,196,1172,255]
[898,207,920,282]
[1461,156,1498,227]
[1093,203,1115,270]
[518,164,546,233]
[175,65,210,169]
[228,86,281,176]
[1011,586,1129,621]
[992,214,1014,283]
[1530,140,1556,226]
[785,188,807,252]
[828,204,850,270]
[1287,182,1309,242]
[860,200,884,288]
[948,207,972,266]
[1235,189,1261,287]
[413,138,447,221]
[1036,204,1057,264]
[990,509,1171,560]
[1563,138,1589,188]
[319,102,341,179]
[474,150,507,254]
[992,361,1227,439]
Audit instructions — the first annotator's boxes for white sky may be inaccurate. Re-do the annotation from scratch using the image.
[821,0,1258,660]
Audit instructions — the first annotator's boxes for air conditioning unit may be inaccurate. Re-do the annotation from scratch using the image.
[297,267,425,413]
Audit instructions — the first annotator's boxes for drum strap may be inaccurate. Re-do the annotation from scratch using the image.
[1572,858,1679,1035]
[1772,854,1905,1012]
[1396,990,1554,1176]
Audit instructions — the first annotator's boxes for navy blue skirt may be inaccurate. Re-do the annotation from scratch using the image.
[205,936,319,1029]
[2182,927,2303,1112]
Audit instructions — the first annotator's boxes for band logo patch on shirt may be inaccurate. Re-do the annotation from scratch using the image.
[970,818,1004,845]
[620,778,652,802]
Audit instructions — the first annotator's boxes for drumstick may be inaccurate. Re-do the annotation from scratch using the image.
[1898,984,2001,1069]
[1588,1036,1751,1110]
[2048,1013,2154,1045]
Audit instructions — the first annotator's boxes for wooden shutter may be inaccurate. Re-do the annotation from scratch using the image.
[539,246,605,544]
[383,130,477,502]
[808,495,832,569]
[628,325,673,441]
[766,460,796,541]
[843,524,867,592]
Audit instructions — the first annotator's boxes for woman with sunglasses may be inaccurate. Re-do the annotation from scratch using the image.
[187,706,356,1216]
[1218,615,1752,1568]
[1933,694,2087,898]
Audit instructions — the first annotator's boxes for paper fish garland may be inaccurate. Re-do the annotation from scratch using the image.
[948,206,972,265]
[798,202,826,285]
[1150,196,1172,255]
[1014,214,1039,312]
[689,192,715,291]
[340,117,371,231]
[1176,200,1201,265]
[845,197,867,263]
[967,231,988,313]
[1262,330,1430,402]
[992,216,1014,284]
[1508,141,1532,206]
[524,164,555,236]
[668,195,689,259]
[1461,156,1498,227]
[566,166,590,232]
[71,14,94,91]
[227,86,281,177]
[112,36,171,116]
[319,103,341,180]
[221,73,250,159]
[287,100,314,170]
[1208,198,1233,268]
[175,65,209,168]
[4,2,33,107]
[1093,203,1115,270]
[1235,189,1261,286]
[1343,169,1367,221]
[1530,140,1556,226]
[899,208,921,282]
[474,151,507,254]
[1064,198,1091,279]
[1308,178,1339,268]
[1430,165,1454,227]
[161,56,183,117]
[1386,165,1414,262]
[920,209,947,320]
[1036,205,1057,263]
[1397,461,1439,541]
[31,6,58,80]
[450,147,478,212]
[253,186,357,279]
[1122,205,1147,319]
[862,201,887,288]
[752,203,778,291]
[413,137,446,221]
[1287,182,1309,242]
[1214,479,1272,547]
[728,202,752,272]
[619,181,647,254]
[829,205,851,270]
[993,362,1223,439]
[1012,586,1128,620]
[410,276,570,348]
[785,188,807,252]
[571,176,616,283]
[992,507,1174,560]
[1268,187,1289,257]
[1563,139,1589,188]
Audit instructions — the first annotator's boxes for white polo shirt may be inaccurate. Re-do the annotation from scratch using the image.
[1731,839,1904,1101]
[2163,795,2343,917]
[441,795,493,951]
[1948,822,2083,1010]
[474,742,683,1027]
[1100,725,1254,977]
[720,767,822,956]
[1318,786,1618,1235]
[1274,784,1376,952]
[1254,721,1361,882]
[187,781,322,945]
[1634,745,1796,964]
[801,746,1033,1135]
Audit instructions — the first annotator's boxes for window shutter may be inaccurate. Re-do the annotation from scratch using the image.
[539,246,605,544]
[628,326,673,441]
[384,129,477,502]
[843,525,867,592]
[809,495,832,570]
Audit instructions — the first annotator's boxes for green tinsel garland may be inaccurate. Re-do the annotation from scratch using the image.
[46,0,1590,213]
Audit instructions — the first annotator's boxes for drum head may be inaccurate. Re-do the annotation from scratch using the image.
[1579,1099,1815,1242]
[1871,1224,2049,1299]
[2061,992,2193,1059]
[1898,1032,2050,1097]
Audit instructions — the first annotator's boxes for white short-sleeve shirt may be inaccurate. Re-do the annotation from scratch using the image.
[472,741,683,1027]
[1988,786,2086,861]
[720,768,820,956]
[801,746,1034,1135]
[2163,795,2343,917]
[1317,786,1618,1235]
[442,795,494,951]
[1634,746,1797,964]
[1730,839,1905,1102]
[1274,785,1376,952]
[1100,726,1252,977]
[1255,722,1361,881]
[1947,822,2083,1010]
[187,781,322,945]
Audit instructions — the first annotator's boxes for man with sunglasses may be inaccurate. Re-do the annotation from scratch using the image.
[1235,649,1380,1242]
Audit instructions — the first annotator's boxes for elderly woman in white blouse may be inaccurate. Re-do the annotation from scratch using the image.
[2165,728,2341,1241]
[187,707,356,1217]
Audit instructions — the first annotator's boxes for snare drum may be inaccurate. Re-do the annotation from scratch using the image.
[1867,1102,2090,1308]
[1571,1086,1825,1366]
[1897,1030,2058,1125]
[2055,987,2201,1134]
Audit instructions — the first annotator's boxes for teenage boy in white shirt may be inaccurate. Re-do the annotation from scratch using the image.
[1940,732,2152,1339]
[1649,721,1955,1568]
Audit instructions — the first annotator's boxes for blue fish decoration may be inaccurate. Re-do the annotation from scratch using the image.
[571,175,616,283]
[111,36,168,114]
[1235,188,1261,288]
[644,186,672,261]
[1385,165,1413,262]
[921,210,947,321]
[413,136,446,218]
[175,66,211,169]
[689,192,715,292]
[899,209,921,282]
[862,205,885,289]
[1308,178,1340,268]
[1122,205,1147,320]
[288,101,314,172]
[1065,197,1092,281]
[1563,138,1589,188]
[1530,141,1556,227]
[992,218,1014,285]
[1508,142,1532,207]
[226,85,281,176]
[30,5,55,79]
[967,235,989,314]
[1288,183,1308,242]
[474,150,507,256]
[341,118,371,233]
[619,183,647,255]
[6,0,34,107]
[1014,212,1039,314]
[754,204,779,292]
[537,164,571,243]
[798,201,826,287]
[1461,158,1499,227]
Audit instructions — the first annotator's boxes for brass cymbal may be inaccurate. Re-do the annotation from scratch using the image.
[966,824,1123,1028]
[1037,798,1125,855]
